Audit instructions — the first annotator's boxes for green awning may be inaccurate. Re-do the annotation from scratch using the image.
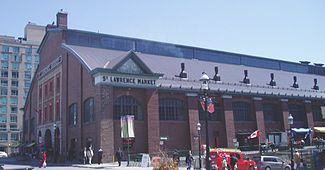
[314,127,325,133]
[25,142,35,147]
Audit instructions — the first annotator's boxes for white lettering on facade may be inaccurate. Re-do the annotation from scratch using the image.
[39,56,62,79]
[101,75,156,86]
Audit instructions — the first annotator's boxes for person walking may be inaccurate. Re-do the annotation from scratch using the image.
[294,150,301,170]
[82,147,87,164]
[38,151,47,168]
[86,146,94,165]
[115,148,122,166]
[230,153,238,170]
[97,148,103,165]
[185,150,194,170]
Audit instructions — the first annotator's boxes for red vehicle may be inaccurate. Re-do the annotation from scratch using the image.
[210,148,257,170]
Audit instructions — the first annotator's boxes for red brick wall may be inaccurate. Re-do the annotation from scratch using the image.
[222,95,235,147]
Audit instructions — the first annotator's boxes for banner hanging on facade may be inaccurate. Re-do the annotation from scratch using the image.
[120,115,135,138]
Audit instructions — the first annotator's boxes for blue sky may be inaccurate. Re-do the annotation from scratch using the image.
[1,0,324,64]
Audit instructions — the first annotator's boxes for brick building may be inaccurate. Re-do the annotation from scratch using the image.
[23,11,325,162]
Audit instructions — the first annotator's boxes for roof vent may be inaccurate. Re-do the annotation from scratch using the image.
[300,61,310,65]
[213,66,221,82]
[313,78,319,90]
[268,73,276,86]
[314,63,324,67]
[175,63,187,79]
[242,70,250,84]
[292,76,299,88]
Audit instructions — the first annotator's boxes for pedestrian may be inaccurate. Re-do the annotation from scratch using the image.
[222,155,228,170]
[294,150,301,170]
[115,148,122,166]
[82,147,87,164]
[230,153,238,170]
[185,150,194,170]
[38,151,47,168]
[86,146,94,165]
[97,148,103,165]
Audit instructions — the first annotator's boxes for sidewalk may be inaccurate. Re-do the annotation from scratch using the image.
[72,161,190,169]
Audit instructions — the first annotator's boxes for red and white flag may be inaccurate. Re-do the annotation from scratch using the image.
[248,130,261,139]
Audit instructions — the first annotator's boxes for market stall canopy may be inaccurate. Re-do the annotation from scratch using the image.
[314,127,325,133]
[291,128,312,135]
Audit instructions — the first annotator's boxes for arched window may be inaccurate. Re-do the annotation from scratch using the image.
[159,98,185,121]
[114,96,143,120]
[263,103,279,122]
[84,98,95,122]
[288,104,305,121]
[233,102,251,121]
[312,106,324,121]
[198,98,221,121]
[69,103,78,125]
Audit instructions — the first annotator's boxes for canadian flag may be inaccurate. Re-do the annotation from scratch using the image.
[248,130,261,139]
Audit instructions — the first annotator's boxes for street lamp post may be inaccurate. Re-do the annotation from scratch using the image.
[200,72,210,170]
[288,114,294,170]
[197,122,202,169]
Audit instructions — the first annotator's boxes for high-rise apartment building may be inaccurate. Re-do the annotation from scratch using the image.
[0,23,45,154]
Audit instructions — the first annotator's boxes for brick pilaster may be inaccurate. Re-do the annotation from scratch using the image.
[281,99,289,131]
[305,100,314,144]
[146,89,160,153]
[254,97,266,143]
[222,95,236,147]
[98,86,114,162]
[187,96,200,152]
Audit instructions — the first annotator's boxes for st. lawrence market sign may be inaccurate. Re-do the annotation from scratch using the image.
[94,73,158,87]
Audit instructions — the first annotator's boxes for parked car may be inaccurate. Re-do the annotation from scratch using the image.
[210,148,257,170]
[253,155,291,170]
[0,151,8,158]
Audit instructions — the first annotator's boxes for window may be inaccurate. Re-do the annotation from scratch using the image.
[312,106,324,121]
[199,97,221,121]
[1,62,8,69]
[1,80,8,86]
[49,104,53,121]
[289,104,305,121]
[159,98,185,121]
[0,125,6,131]
[39,87,42,99]
[233,102,252,121]
[0,89,7,95]
[2,46,9,52]
[0,133,8,141]
[25,81,31,88]
[50,81,53,94]
[263,103,280,122]
[0,97,7,105]
[34,55,39,63]
[56,100,60,120]
[25,63,32,70]
[12,55,20,62]
[69,103,78,125]
[10,125,18,131]
[12,72,19,79]
[10,97,18,105]
[25,71,31,79]
[0,115,6,123]
[11,89,18,96]
[11,133,19,141]
[38,109,42,124]
[25,55,32,63]
[45,84,48,97]
[25,47,32,55]
[12,47,19,53]
[10,116,17,123]
[11,106,17,113]
[11,80,18,87]
[1,54,9,61]
[12,63,19,70]
[56,74,60,91]
[44,106,48,123]
[114,96,143,120]
[24,89,28,97]
[1,71,8,78]
[0,106,6,114]
[84,98,95,122]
